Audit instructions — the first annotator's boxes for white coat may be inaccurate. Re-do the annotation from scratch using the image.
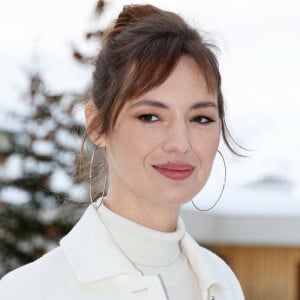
[0,205,244,299]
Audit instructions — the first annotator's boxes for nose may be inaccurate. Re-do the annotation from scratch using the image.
[162,121,192,154]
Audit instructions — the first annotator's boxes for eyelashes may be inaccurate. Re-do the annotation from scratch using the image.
[138,114,159,123]
[137,114,216,124]
[191,116,215,124]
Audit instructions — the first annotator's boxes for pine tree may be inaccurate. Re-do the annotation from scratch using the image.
[0,0,107,278]
[0,70,87,277]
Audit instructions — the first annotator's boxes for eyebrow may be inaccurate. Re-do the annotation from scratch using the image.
[129,99,218,110]
[190,101,217,110]
[129,99,169,109]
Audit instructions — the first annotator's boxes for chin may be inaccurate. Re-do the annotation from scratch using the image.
[163,192,197,207]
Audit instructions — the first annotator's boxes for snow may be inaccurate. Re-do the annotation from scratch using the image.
[0,187,31,205]
[55,129,82,151]
[0,155,23,180]
[31,140,56,156]
[48,169,73,193]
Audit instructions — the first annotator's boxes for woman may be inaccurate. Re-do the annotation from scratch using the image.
[0,4,244,300]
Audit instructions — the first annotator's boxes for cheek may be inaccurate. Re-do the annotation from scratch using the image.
[208,133,220,154]
[194,130,220,168]
[207,133,220,159]
[121,128,149,155]
[115,122,164,153]
[194,128,220,150]
[107,125,154,169]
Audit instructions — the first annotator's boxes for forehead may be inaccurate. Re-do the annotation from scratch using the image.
[130,56,217,105]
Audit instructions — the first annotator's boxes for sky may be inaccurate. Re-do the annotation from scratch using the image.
[1,0,300,211]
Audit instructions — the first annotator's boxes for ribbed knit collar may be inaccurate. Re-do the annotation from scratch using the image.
[97,204,185,267]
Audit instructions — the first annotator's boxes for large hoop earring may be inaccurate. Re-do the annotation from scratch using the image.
[191,150,227,212]
[89,146,107,209]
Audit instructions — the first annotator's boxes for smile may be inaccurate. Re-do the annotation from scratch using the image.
[152,163,195,181]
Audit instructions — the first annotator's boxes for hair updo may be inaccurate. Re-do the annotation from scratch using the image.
[80,4,241,197]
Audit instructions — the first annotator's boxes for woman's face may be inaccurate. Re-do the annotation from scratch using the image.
[102,55,220,210]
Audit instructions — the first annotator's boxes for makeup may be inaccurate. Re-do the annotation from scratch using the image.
[153,163,194,180]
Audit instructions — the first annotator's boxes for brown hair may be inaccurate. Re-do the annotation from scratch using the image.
[79,4,242,196]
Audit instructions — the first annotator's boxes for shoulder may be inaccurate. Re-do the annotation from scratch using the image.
[0,247,73,299]
[181,233,244,299]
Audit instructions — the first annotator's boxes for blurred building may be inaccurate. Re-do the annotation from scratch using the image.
[181,186,300,300]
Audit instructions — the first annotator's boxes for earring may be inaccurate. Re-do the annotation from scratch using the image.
[89,146,107,209]
[191,150,227,212]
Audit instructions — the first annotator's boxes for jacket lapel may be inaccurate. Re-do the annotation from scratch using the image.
[60,205,141,283]
[180,233,236,299]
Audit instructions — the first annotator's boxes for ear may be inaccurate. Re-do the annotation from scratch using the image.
[85,100,107,146]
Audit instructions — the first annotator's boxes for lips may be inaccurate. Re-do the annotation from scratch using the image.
[153,163,195,180]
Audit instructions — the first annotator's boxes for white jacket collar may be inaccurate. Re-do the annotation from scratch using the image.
[60,205,141,283]
[60,205,230,290]
[181,234,231,290]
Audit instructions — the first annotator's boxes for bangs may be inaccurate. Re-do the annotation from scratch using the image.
[110,33,220,129]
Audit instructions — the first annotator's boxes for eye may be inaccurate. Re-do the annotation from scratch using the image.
[138,114,159,123]
[192,116,215,124]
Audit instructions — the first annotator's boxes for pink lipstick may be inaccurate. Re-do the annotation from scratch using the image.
[153,163,194,180]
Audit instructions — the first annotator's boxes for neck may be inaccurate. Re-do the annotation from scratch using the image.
[103,194,180,233]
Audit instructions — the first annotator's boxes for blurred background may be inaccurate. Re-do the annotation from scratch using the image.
[0,0,299,298]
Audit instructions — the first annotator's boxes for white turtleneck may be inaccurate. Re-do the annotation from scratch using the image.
[97,204,201,300]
